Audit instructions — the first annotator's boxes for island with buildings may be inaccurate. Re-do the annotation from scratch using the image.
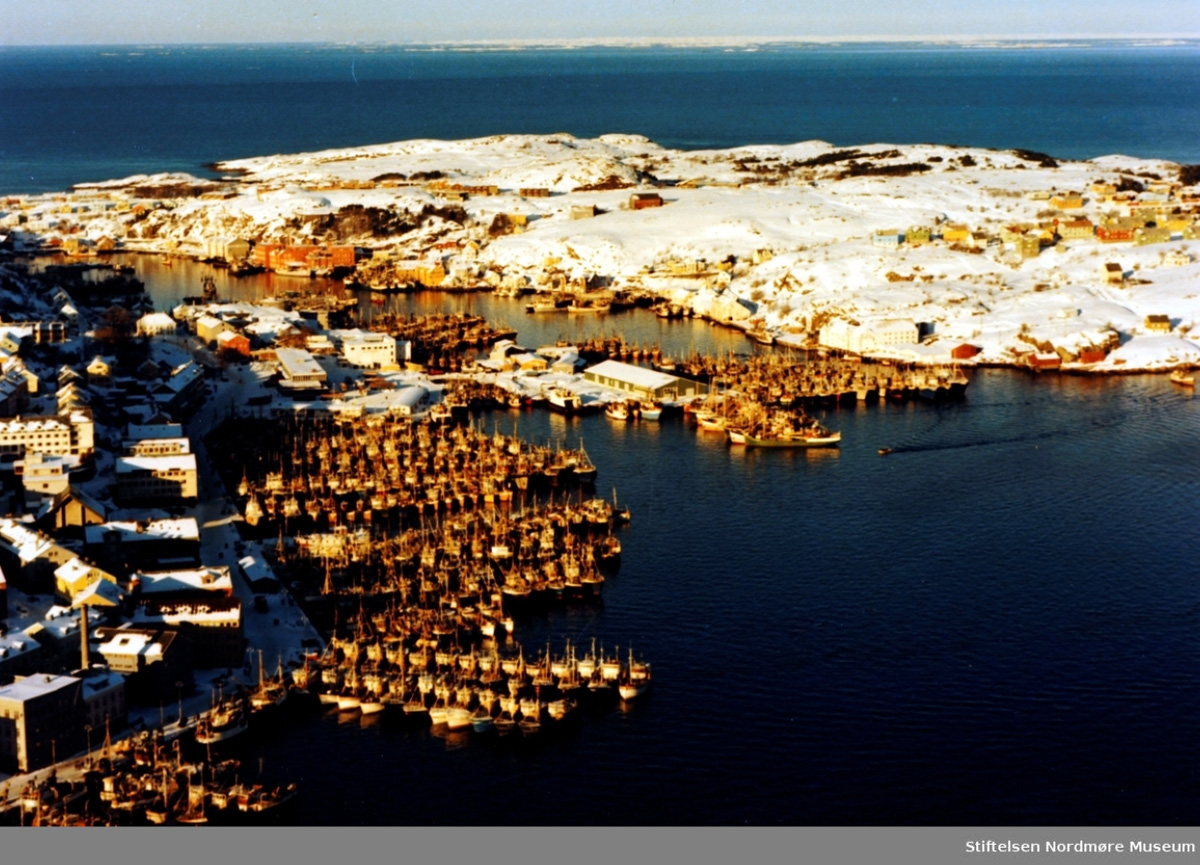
[0,133,1197,823]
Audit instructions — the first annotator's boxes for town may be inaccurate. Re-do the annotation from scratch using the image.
[0,133,1198,824]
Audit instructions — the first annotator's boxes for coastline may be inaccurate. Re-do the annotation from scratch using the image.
[4,132,1199,375]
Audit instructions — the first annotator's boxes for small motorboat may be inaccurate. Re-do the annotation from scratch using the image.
[1168,368,1195,387]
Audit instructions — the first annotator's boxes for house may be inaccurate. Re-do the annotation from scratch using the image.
[0,674,85,772]
[195,315,233,345]
[94,625,193,702]
[1097,218,1140,243]
[1144,315,1171,333]
[941,223,971,244]
[1050,192,1085,209]
[819,318,920,354]
[1134,226,1172,246]
[215,330,251,358]
[86,355,113,386]
[52,557,119,605]
[84,517,202,575]
[1028,352,1062,371]
[0,518,79,593]
[1104,262,1124,284]
[131,566,234,602]
[131,598,243,669]
[629,193,663,210]
[570,205,597,220]
[905,226,932,246]
[15,452,72,500]
[136,312,177,337]
[1016,235,1041,259]
[1058,218,1095,241]
[950,343,981,360]
[872,230,903,248]
[34,486,108,534]
[114,453,199,504]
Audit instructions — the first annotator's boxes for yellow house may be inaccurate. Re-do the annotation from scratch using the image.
[86,355,112,386]
[1050,192,1085,209]
[54,557,119,605]
[941,223,971,243]
[1144,314,1171,333]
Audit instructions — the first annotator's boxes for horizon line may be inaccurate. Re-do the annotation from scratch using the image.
[4,34,1200,49]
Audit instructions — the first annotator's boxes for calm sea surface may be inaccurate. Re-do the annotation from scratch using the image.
[123,258,1200,825]
[1,43,1200,193]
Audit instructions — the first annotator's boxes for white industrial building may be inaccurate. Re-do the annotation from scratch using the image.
[275,348,328,390]
[339,330,399,369]
[818,318,919,355]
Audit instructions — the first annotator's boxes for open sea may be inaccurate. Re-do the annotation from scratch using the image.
[5,43,1200,825]
[1,42,1200,194]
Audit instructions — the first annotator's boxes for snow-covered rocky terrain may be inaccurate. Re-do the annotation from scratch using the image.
[7,133,1199,370]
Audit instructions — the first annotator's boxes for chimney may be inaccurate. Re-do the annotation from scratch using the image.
[79,602,90,670]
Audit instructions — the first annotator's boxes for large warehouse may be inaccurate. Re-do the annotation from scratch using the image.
[582,359,707,401]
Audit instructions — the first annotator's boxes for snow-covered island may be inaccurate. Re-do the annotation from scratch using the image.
[6,133,1200,371]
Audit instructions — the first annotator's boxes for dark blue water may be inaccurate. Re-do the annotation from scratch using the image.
[2,43,1200,193]
[244,365,1199,825]
[124,261,1200,825]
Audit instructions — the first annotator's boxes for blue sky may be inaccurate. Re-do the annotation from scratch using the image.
[5,0,1197,45]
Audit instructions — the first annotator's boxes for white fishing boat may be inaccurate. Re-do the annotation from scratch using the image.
[546,386,582,413]
[446,705,474,730]
[618,647,653,701]
[638,401,662,421]
[605,400,631,422]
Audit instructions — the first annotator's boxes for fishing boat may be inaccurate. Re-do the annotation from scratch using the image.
[525,298,565,313]
[638,401,662,421]
[605,400,631,422]
[196,694,250,745]
[742,428,841,448]
[1169,368,1195,387]
[445,705,474,730]
[359,695,386,715]
[618,647,653,701]
[471,705,495,733]
[546,387,582,413]
[238,782,299,813]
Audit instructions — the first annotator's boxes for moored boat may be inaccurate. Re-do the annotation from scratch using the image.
[1169,368,1195,387]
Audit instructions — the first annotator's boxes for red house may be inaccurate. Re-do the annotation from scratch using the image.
[950,343,980,360]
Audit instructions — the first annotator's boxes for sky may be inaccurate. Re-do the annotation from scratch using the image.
[3,0,1197,45]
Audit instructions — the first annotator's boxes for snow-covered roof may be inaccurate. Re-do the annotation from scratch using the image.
[0,674,79,705]
[126,422,184,441]
[135,566,232,595]
[84,518,200,545]
[584,359,681,390]
[115,453,197,474]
